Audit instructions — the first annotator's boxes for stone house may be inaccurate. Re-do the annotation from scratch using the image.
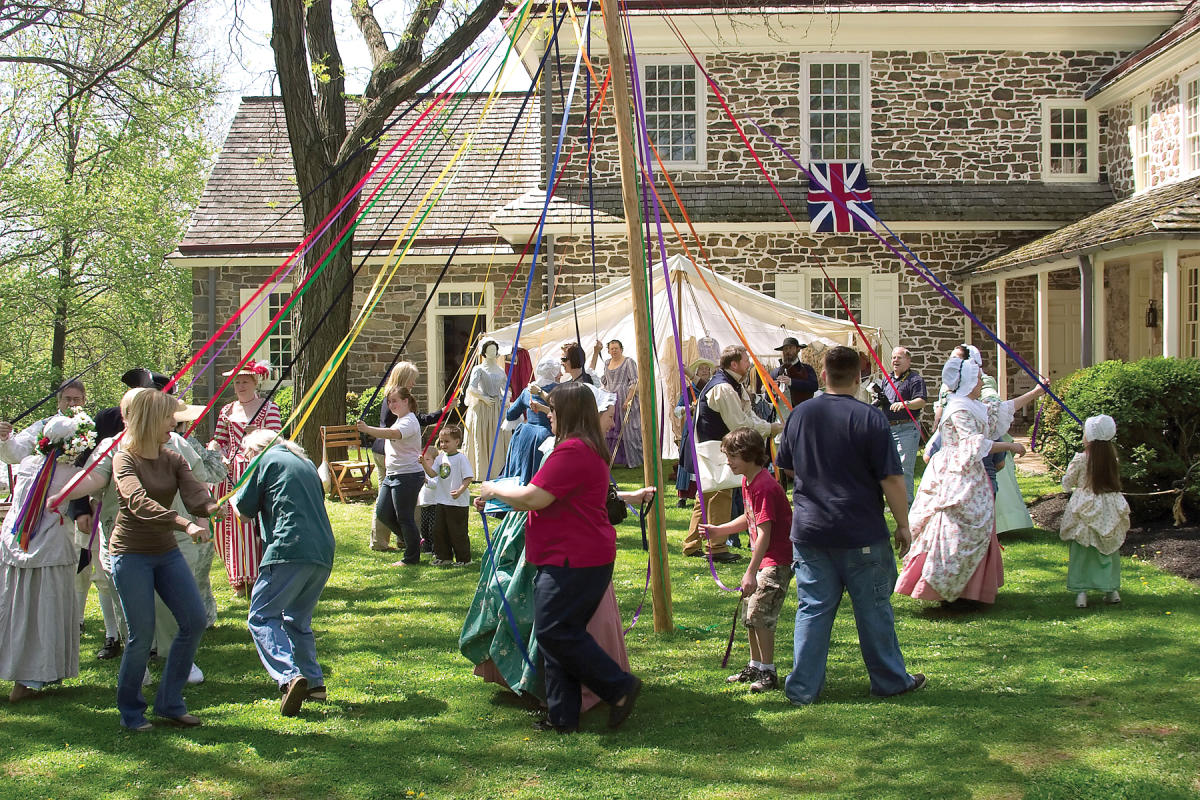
[171,93,545,416]
[499,0,1192,402]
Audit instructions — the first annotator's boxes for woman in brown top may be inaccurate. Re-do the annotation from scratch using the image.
[59,388,221,730]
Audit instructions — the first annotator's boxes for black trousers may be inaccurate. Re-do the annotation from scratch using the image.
[533,562,632,729]
[432,504,470,562]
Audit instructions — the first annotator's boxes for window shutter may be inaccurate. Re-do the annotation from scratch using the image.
[775,272,809,310]
[865,273,899,348]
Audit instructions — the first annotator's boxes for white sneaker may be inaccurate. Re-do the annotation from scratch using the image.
[187,663,204,685]
[1105,590,1121,605]
[142,668,153,686]
[1075,591,1088,608]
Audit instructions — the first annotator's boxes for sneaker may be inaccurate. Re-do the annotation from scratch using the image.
[711,552,742,564]
[1075,591,1088,608]
[726,664,760,684]
[430,557,453,567]
[749,670,779,693]
[453,560,472,567]
[1105,590,1121,605]
[96,637,122,660]
[895,673,927,697]
[187,663,204,685]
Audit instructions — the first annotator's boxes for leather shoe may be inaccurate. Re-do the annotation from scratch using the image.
[281,676,308,717]
[158,713,202,727]
[608,675,642,729]
[711,552,741,564]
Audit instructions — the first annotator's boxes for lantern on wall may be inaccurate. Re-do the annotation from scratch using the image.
[1145,299,1159,329]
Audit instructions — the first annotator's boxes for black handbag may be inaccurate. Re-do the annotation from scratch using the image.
[606,483,627,525]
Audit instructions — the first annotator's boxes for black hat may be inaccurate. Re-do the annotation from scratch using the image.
[120,368,174,393]
[775,336,807,351]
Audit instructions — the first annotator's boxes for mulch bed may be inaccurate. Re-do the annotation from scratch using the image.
[1028,493,1200,583]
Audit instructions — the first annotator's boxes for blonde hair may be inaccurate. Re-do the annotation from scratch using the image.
[120,388,184,458]
[241,428,306,460]
[384,362,419,395]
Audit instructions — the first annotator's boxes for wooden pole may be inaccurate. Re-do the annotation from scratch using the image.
[598,0,672,631]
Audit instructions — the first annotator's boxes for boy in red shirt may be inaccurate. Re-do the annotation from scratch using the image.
[700,427,794,692]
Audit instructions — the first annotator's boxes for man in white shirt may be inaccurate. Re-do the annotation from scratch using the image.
[0,380,87,463]
[682,346,782,564]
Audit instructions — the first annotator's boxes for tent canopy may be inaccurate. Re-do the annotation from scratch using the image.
[487,254,881,457]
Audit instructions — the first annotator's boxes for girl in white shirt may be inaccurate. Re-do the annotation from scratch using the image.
[358,387,425,566]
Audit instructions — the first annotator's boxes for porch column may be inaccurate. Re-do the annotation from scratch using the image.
[1093,258,1107,361]
[962,283,973,344]
[1037,271,1051,377]
[1163,243,1180,357]
[1079,256,1094,367]
[996,278,1008,399]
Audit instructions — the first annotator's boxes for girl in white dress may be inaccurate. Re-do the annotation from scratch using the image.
[1060,414,1130,608]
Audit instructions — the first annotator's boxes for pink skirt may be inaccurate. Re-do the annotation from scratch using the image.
[895,529,1005,604]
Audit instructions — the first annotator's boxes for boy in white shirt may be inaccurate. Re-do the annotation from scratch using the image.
[420,425,474,566]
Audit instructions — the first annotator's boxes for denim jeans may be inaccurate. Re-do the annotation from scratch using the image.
[784,542,916,705]
[534,562,633,730]
[110,549,206,729]
[376,471,425,563]
[890,421,920,504]
[248,562,331,688]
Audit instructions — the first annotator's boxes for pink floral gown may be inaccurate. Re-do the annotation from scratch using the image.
[895,400,1013,604]
[211,398,281,591]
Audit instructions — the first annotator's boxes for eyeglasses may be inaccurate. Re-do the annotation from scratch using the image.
[560,358,569,363]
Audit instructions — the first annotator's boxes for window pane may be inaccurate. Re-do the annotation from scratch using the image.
[807,60,864,161]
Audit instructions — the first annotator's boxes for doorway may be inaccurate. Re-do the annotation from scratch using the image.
[439,314,475,416]
[425,283,492,420]
[1047,291,1081,380]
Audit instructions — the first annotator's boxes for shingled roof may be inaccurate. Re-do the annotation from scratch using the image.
[958,175,1200,278]
[489,182,1115,232]
[1087,0,1200,98]
[176,94,541,259]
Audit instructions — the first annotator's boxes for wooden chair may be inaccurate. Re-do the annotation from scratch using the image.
[320,425,375,503]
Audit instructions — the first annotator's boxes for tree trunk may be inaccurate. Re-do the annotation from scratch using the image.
[293,176,359,457]
[49,255,71,392]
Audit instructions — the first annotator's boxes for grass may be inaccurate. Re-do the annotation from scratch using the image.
[2,467,1199,799]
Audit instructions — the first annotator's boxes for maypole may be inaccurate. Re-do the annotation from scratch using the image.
[598,0,672,631]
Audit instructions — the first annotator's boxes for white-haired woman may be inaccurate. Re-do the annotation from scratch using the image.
[896,358,1041,609]
[208,360,281,596]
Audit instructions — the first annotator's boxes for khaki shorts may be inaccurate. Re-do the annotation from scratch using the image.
[743,564,793,631]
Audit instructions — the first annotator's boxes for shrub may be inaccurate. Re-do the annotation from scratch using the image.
[272,385,293,426]
[345,389,385,427]
[1033,358,1200,520]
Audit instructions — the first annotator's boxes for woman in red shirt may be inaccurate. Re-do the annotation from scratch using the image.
[477,382,653,733]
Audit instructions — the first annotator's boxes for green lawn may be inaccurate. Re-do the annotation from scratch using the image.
[2,468,1198,800]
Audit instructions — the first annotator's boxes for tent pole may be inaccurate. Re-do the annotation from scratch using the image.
[599,0,672,632]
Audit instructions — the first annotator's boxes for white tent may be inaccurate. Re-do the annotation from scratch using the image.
[486,254,881,458]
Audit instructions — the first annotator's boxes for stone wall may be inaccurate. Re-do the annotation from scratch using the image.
[554,49,1122,185]
[1103,102,1135,198]
[551,229,1033,380]
[1104,260,1130,360]
[969,282,998,374]
[190,259,543,415]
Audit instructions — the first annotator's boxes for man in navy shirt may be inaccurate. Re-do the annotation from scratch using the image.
[881,346,927,504]
[776,345,924,705]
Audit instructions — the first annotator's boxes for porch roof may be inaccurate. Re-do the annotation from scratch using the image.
[957,175,1200,279]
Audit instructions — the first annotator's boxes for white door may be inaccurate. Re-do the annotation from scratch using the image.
[1128,264,1155,359]
[1047,290,1081,380]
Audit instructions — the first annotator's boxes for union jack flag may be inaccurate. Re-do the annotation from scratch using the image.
[807,162,876,233]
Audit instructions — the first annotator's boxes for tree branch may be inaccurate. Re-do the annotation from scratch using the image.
[396,0,446,65]
[350,0,389,67]
[304,0,346,166]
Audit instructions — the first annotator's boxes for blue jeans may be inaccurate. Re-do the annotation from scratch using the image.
[784,542,916,705]
[890,421,920,504]
[534,562,633,730]
[376,472,424,563]
[111,549,206,728]
[248,562,331,688]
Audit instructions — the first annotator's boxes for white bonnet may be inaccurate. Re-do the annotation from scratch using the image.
[964,344,983,367]
[1083,414,1117,443]
[42,415,80,442]
[534,357,560,384]
[942,357,981,398]
[588,384,617,412]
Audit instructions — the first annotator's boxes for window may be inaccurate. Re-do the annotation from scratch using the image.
[640,58,705,167]
[239,284,294,385]
[1042,101,1097,181]
[1181,70,1200,176]
[776,269,899,347]
[801,55,871,164]
[1184,259,1200,358]
[1133,100,1151,191]
[809,276,863,321]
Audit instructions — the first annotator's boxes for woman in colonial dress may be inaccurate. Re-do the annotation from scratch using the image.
[208,360,281,596]
[463,339,510,481]
[591,340,643,468]
[896,358,1040,607]
[460,384,645,723]
[0,413,89,703]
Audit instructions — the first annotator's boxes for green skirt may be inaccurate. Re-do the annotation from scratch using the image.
[1066,541,1121,592]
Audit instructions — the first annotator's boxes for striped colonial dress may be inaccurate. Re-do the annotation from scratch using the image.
[211,398,281,590]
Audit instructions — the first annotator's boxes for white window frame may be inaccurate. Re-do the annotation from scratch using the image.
[1132,98,1151,192]
[424,281,494,409]
[1180,67,1200,178]
[1041,99,1098,182]
[799,53,872,167]
[638,54,706,170]
[1183,257,1200,359]
[239,284,294,388]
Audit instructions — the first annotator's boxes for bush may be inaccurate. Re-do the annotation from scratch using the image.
[272,385,293,426]
[1033,358,1200,520]
[345,389,385,427]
